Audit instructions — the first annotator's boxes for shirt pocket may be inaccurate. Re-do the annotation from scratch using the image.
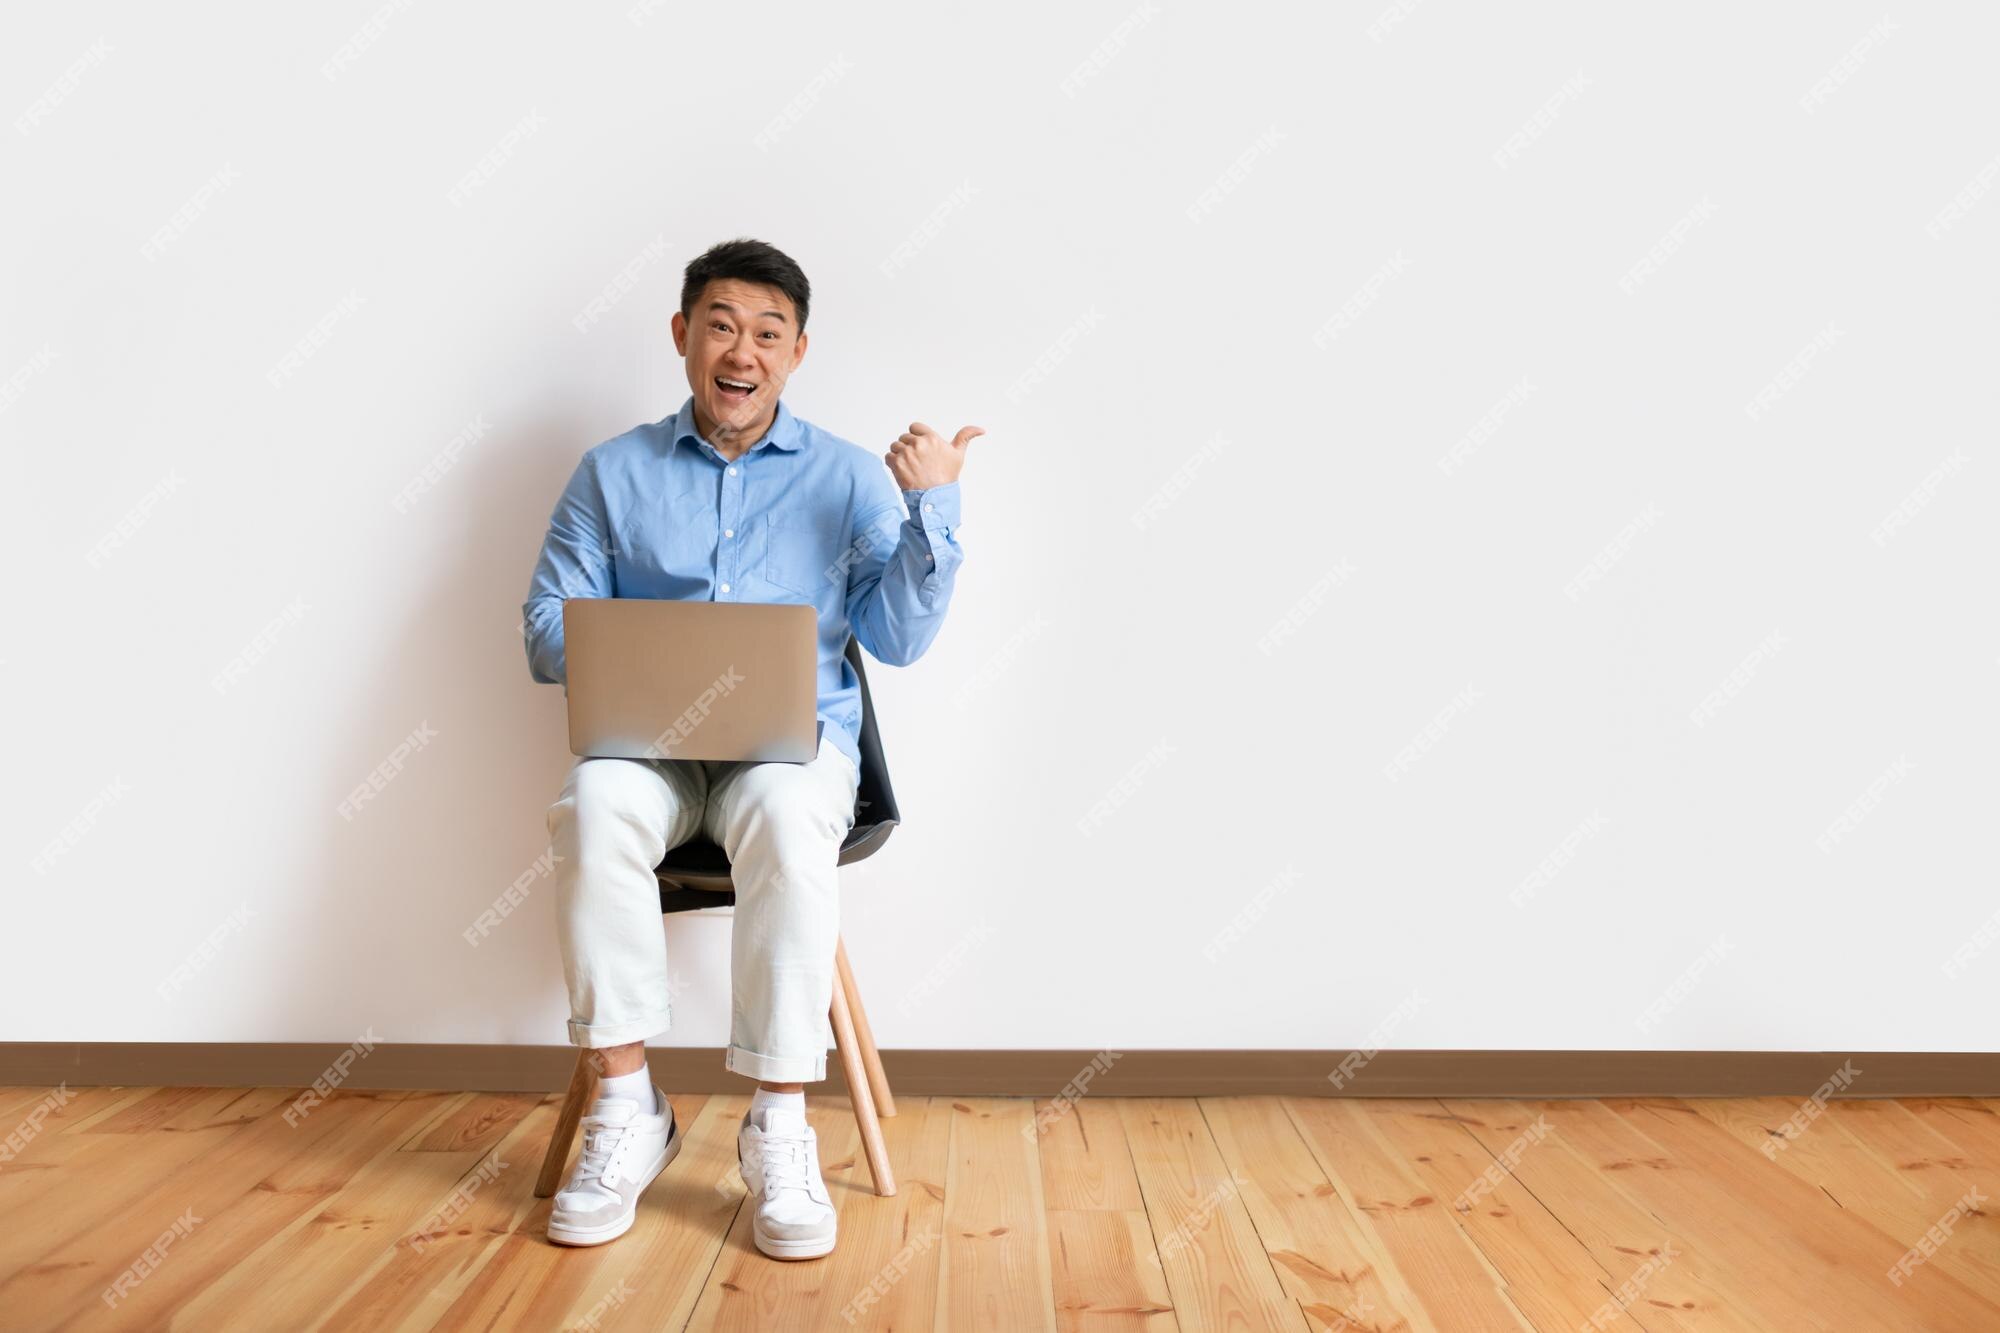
[763,511,839,600]
[611,485,713,593]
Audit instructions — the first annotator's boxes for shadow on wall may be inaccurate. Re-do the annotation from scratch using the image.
[271,408,731,1050]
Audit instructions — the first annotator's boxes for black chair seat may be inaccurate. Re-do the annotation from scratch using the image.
[656,636,900,910]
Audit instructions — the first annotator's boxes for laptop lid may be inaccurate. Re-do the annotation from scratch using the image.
[562,598,820,763]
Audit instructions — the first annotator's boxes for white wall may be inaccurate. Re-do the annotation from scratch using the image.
[6,3,1997,1055]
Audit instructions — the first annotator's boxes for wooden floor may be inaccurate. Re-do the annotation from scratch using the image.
[3,1087,1999,1331]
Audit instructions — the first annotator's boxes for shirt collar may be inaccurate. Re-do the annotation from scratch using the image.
[671,393,805,456]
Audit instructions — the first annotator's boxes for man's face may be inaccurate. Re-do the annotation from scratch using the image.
[672,278,806,438]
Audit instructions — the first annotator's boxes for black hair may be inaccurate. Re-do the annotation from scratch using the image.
[680,237,811,334]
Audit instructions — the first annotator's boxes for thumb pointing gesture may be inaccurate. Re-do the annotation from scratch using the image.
[886,421,985,491]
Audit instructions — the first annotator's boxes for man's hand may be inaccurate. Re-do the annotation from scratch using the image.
[886,421,983,491]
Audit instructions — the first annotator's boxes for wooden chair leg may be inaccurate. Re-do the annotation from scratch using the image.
[830,974,896,1196]
[835,937,896,1119]
[535,1050,599,1199]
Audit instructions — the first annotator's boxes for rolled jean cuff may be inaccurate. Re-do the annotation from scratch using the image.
[568,1008,674,1049]
[726,1043,827,1084]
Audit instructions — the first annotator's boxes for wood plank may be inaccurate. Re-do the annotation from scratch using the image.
[1439,1099,1776,1333]
[1284,1098,1533,1333]
[168,1092,508,1329]
[1825,1097,2000,1198]
[1684,1098,1941,1231]
[0,1086,60,1124]
[0,1088,350,1277]
[1684,1093,2000,1306]
[0,1086,148,1156]
[401,1090,543,1155]
[1822,1100,2000,1286]
[0,1088,258,1232]
[1681,1093,1925,1215]
[1036,1095,1145,1212]
[1446,1099,1793,1332]
[56,1086,157,1134]
[1589,1097,2000,1329]
[1200,1096,1418,1332]
[1046,1211,1175,1333]
[1348,1098,1662,1333]
[1120,1098,1304,1333]
[67,1086,294,1143]
[1037,1092,1175,1330]
[306,1095,565,1331]
[0,1088,169,1224]
[1900,1096,2000,1165]
[3,1090,454,1330]
[158,1087,299,1134]
[80,1086,223,1135]
[937,1098,1059,1333]
[794,1094,951,1330]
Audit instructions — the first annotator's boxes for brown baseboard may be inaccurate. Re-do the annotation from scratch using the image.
[3,1044,1994,1097]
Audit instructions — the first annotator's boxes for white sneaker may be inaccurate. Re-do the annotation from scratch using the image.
[548,1087,679,1246]
[737,1106,837,1260]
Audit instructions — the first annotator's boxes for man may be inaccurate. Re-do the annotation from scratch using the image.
[521,237,982,1258]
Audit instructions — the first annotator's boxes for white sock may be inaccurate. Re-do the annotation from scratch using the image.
[750,1086,805,1128]
[597,1067,657,1114]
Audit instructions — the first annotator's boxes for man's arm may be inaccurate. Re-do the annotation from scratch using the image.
[848,420,983,666]
[846,478,963,667]
[522,450,614,685]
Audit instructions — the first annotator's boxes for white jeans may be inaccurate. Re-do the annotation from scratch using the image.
[546,733,860,1083]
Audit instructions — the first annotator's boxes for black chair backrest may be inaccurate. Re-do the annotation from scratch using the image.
[659,635,899,902]
[846,634,901,841]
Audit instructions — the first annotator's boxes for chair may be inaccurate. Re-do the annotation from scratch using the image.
[534,636,902,1199]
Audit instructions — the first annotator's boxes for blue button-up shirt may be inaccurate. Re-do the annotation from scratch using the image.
[523,394,963,772]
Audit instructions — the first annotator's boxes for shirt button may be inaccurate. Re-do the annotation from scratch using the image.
[724,528,734,538]
[727,467,738,476]
[922,502,933,512]
[719,582,731,594]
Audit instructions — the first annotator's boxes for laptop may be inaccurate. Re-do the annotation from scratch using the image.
[562,598,822,763]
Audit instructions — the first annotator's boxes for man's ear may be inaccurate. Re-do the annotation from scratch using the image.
[669,310,687,355]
